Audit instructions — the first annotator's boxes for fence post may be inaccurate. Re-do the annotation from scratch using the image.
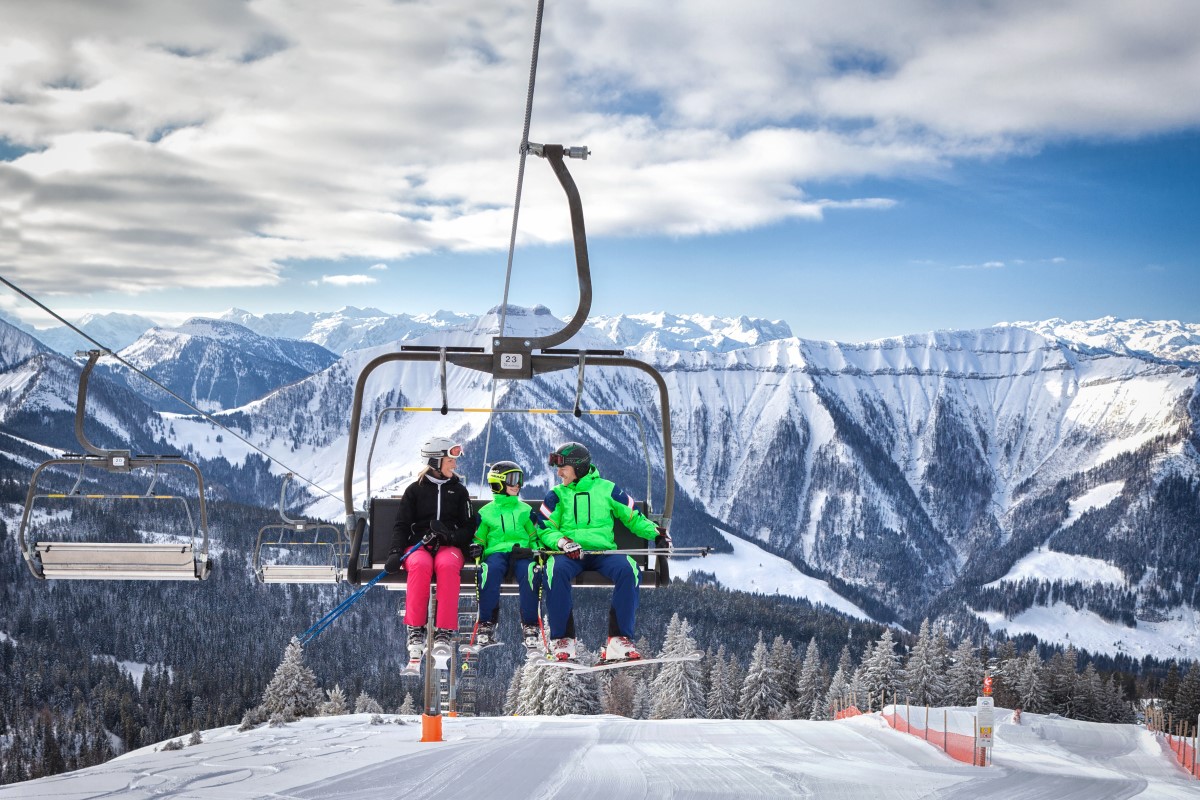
[906,696,910,732]
[944,709,948,752]
[925,705,930,741]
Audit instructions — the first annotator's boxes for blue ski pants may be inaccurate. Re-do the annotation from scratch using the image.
[477,551,541,625]
[545,552,640,639]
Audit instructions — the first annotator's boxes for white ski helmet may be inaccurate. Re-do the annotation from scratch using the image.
[420,436,463,469]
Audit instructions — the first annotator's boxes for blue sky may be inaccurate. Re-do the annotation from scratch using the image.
[1,1,1198,342]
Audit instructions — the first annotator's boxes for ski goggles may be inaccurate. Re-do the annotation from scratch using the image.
[548,453,573,467]
[487,469,524,487]
[444,444,464,458]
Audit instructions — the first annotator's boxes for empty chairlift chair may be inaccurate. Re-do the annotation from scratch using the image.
[17,350,212,581]
[254,473,347,584]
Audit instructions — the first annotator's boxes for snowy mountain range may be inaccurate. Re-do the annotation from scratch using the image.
[2,309,1198,659]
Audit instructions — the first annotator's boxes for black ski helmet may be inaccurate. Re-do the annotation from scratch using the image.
[486,461,525,494]
[549,442,591,476]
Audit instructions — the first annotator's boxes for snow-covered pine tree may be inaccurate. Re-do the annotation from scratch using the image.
[1047,645,1080,716]
[767,635,798,716]
[856,629,900,711]
[930,628,951,705]
[700,642,729,719]
[503,669,523,716]
[354,691,383,715]
[650,614,705,719]
[259,637,324,723]
[823,644,854,716]
[320,684,348,716]
[516,661,550,716]
[631,678,653,720]
[397,693,416,716]
[1013,649,1047,713]
[902,619,944,706]
[739,633,784,720]
[794,638,822,720]
[945,639,983,706]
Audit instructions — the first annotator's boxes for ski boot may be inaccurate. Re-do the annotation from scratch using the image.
[431,628,455,670]
[550,637,578,663]
[402,625,424,675]
[460,621,500,655]
[600,635,641,665]
[522,624,543,659]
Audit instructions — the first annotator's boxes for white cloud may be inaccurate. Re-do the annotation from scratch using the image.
[1,0,1197,296]
[368,263,388,271]
[320,274,377,286]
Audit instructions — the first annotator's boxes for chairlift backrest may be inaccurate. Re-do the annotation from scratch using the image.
[254,473,346,584]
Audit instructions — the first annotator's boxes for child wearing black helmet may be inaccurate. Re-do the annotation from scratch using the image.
[466,460,543,655]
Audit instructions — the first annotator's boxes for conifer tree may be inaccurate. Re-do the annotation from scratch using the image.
[856,629,900,711]
[321,684,348,716]
[767,635,798,714]
[794,638,823,721]
[259,638,324,723]
[823,644,854,715]
[631,678,653,720]
[650,614,706,719]
[354,691,383,715]
[516,662,549,716]
[503,670,523,716]
[603,673,637,718]
[397,693,417,716]
[902,620,944,706]
[1172,661,1200,725]
[739,634,783,720]
[1013,649,1048,713]
[945,640,983,706]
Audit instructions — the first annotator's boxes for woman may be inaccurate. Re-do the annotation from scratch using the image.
[385,436,478,664]
[468,460,542,655]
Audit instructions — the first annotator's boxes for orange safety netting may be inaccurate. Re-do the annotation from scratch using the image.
[834,706,863,720]
[1165,733,1199,779]
[882,709,985,767]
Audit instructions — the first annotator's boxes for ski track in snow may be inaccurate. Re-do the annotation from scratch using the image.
[2,711,1195,799]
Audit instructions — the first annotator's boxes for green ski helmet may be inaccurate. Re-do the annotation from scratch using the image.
[548,442,591,475]
[486,460,525,494]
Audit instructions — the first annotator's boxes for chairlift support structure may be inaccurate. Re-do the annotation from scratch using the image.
[17,350,212,581]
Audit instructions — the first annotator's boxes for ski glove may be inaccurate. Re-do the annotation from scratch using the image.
[655,527,672,548]
[429,519,453,544]
[557,538,582,559]
[467,543,483,561]
[384,548,404,573]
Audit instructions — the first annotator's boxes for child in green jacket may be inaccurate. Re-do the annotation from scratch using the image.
[467,461,542,654]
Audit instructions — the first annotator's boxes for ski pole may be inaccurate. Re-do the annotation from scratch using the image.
[296,538,424,645]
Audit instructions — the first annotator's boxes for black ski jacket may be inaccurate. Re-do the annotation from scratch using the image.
[388,472,479,553]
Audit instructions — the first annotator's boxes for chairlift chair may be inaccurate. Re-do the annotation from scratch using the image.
[342,143,676,593]
[254,473,347,584]
[17,350,212,581]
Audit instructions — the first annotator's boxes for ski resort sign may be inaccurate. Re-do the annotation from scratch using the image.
[977,696,995,749]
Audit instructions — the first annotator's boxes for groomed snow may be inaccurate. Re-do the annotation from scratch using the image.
[2,711,1194,799]
[675,529,875,621]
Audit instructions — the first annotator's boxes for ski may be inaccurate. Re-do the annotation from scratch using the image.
[401,655,422,676]
[533,652,702,673]
[459,640,504,656]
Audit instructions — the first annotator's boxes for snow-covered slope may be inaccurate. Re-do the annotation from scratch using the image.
[1,712,1193,799]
